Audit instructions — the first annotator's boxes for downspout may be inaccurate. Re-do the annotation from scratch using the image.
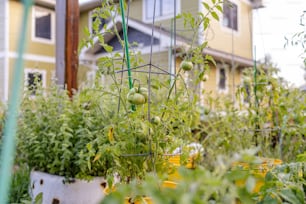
[55,0,66,88]
[231,2,236,104]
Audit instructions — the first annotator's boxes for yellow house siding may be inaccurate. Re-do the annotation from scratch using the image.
[79,11,90,44]
[8,1,22,53]
[141,50,171,71]
[128,0,142,22]
[77,64,92,86]
[129,0,198,41]
[201,65,243,98]
[9,1,55,57]
[27,5,55,56]
[206,0,253,59]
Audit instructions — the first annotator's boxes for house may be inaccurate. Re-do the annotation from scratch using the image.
[0,0,102,103]
[0,0,56,102]
[0,0,262,104]
[78,0,263,104]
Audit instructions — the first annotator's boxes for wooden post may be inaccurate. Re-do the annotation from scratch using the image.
[65,0,79,97]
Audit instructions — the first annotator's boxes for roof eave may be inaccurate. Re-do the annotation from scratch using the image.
[249,0,264,9]
[203,48,254,67]
[34,0,55,8]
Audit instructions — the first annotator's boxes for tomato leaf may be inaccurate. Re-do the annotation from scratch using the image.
[211,11,219,21]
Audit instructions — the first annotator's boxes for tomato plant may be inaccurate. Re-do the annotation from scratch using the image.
[257,162,306,204]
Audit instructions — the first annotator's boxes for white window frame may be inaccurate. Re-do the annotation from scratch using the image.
[143,0,181,23]
[220,0,240,34]
[24,68,47,94]
[32,6,55,44]
[216,65,229,94]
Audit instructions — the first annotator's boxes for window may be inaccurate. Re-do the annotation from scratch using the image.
[143,0,180,22]
[219,68,226,90]
[223,0,238,31]
[24,69,46,96]
[217,66,229,93]
[32,7,54,43]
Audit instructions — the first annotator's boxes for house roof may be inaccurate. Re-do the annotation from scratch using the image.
[94,26,160,54]
[81,15,254,68]
[34,0,55,8]
[82,16,189,56]
[249,0,264,9]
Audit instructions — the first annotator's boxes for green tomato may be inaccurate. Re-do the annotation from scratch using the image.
[180,60,193,71]
[128,87,138,94]
[139,87,148,102]
[127,86,149,105]
[127,92,146,105]
[151,116,161,125]
[202,74,209,82]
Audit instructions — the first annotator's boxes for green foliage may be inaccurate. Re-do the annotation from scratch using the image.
[13,0,306,203]
[0,104,4,149]
[9,165,31,204]
[297,152,306,162]
[17,71,198,182]
[175,0,221,84]
[101,151,263,204]
[17,0,207,184]
[195,63,305,168]
[257,162,306,204]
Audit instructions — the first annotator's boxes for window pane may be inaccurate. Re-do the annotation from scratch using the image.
[146,0,161,19]
[35,9,51,39]
[162,0,175,16]
[219,68,226,90]
[231,4,238,30]
[27,72,42,95]
[222,1,238,31]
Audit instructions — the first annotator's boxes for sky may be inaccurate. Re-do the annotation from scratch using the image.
[79,0,306,87]
[253,0,306,87]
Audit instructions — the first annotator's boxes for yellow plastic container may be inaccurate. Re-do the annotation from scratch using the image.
[124,197,153,204]
[232,157,282,193]
[166,154,196,181]
[167,154,195,168]
[162,180,178,189]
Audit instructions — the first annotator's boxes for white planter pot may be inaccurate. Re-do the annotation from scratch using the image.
[30,171,107,204]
